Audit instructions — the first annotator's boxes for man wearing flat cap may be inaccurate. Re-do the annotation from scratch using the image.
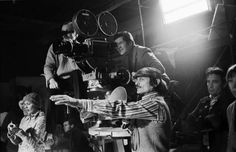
[50,67,172,152]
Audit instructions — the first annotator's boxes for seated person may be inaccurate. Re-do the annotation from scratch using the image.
[52,117,93,152]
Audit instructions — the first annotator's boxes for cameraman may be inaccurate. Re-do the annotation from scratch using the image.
[110,31,170,101]
[43,22,85,134]
[44,21,79,91]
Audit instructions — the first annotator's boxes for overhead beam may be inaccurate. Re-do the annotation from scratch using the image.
[101,0,132,13]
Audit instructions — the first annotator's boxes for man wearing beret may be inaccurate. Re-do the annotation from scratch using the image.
[50,67,172,152]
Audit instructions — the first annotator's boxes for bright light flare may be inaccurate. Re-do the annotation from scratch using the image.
[160,0,209,24]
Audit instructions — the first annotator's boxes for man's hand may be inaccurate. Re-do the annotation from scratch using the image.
[49,78,59,89]
[50,95,79,108]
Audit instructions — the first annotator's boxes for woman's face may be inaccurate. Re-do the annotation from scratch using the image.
[228,73,236,98]
[24,100,37,115]
[135,77,154,95]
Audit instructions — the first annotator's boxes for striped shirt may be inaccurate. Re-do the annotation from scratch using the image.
[78,92,168,122]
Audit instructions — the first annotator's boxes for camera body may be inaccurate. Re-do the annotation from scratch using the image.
[52,38,116,61]
[53,39,88,59]
[7,122,19,137]
[8,122,16,131]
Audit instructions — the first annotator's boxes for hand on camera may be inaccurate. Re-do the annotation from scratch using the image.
[7,122,21,136]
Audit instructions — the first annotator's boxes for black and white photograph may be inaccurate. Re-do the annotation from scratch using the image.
[1,0,236,152]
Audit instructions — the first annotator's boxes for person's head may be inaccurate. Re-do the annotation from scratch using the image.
[61,21,78,41]
[226,64,236,97]
[113,31,135,55]
[205,67,225,97]
[63,117,77,133]
[133,67,167,95]
[22,92,43,115]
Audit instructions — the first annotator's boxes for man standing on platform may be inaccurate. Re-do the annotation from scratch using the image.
[43,21,85,134]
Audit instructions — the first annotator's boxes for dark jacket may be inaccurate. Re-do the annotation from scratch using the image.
[64,127,93,152]
[187,89,235,152]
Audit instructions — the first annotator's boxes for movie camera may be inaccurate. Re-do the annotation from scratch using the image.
[53,9,118,60]
[53,38,117,61]
[8,122,17,132]
[52,9,131,89]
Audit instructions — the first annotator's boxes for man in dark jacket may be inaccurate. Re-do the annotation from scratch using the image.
[110,31,169,101]
[187,67,235,152]
[63,117,93,152]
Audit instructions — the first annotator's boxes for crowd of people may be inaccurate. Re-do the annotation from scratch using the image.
[0,21,236,152]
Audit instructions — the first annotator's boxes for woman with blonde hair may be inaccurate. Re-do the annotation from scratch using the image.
[7,92,46,152]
